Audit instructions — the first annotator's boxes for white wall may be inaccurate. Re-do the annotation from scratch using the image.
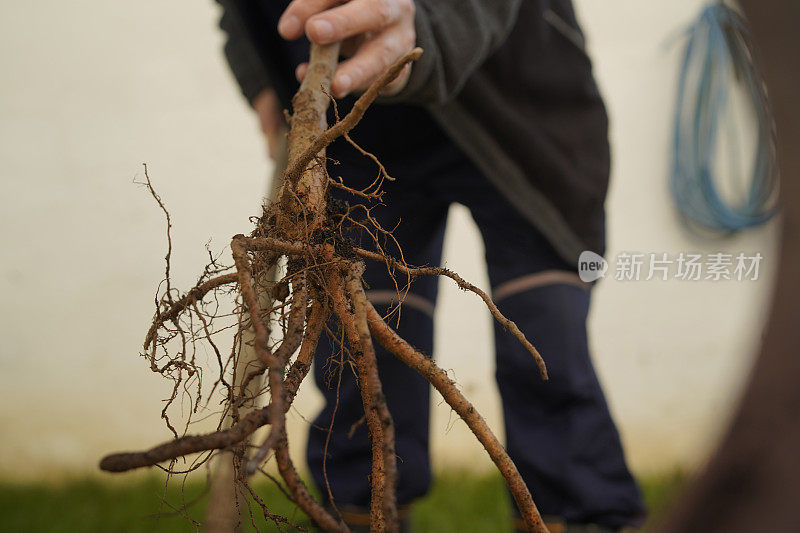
[0,0,777,479]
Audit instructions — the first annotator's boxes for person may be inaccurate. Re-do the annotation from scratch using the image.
[216,1,646,531]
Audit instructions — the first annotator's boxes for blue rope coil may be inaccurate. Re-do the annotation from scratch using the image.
[671,2,779,232]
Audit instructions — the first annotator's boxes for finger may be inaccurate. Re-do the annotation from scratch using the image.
[305,0,408,45]
[296,33,370,83]
[340,33,370,58]
[294,32,374,83]
[331,25,414,97]
[380,62,411,96]
[295,35,366,77]
[278,0,341,40]
[295,62,309,83]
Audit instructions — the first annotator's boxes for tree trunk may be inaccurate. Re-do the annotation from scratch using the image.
[656,2,800,531]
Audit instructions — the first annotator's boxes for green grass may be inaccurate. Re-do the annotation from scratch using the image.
[413,471,513,532]
[0,470,686,532]
[638,469,688,530]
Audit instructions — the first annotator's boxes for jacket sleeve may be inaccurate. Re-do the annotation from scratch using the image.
[395,0,523,104]
[217,0,272,104]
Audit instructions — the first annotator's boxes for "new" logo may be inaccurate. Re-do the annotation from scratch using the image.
[578,251,608,282]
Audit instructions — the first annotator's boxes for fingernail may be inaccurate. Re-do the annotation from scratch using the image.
[309,19,334,42]
[278,15,300,38]
[335,74,352,97]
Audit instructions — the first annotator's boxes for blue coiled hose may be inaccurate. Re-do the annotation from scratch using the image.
[671,2,778,232]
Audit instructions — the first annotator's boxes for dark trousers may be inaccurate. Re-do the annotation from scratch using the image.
[305,104,645,529]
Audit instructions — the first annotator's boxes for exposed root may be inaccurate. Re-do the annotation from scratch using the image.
[143,273,238,352]
[101,44,549,533]
[366,303,548,533]
[285,48,423,184]
[355,248,548,380]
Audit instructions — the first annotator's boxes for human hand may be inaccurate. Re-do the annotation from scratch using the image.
[252,88,284,160]
[278,0,416,98]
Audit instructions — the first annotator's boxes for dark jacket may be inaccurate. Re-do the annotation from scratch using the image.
[217,0,610,263]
